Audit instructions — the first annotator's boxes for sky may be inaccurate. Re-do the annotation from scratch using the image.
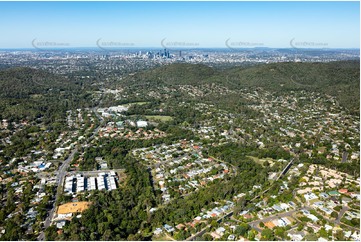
[0,1,359,49]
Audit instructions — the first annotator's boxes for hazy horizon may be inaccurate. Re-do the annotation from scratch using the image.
[0,1,359,49]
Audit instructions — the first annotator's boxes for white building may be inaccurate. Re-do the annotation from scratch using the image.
[137,120,148,128]
[88,177,97,191]
[97,176,106,190]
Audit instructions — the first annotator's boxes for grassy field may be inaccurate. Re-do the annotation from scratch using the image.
[145,115,173,122]
[30,94,43,98]
[247,156,276,166]
[153,234,175,241]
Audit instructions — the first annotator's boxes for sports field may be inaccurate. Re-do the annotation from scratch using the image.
[57,202,91,214]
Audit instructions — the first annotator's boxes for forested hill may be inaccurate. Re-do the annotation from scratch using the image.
[1,60,359,121]
[216,61,360,114]
[0,67,92,122]
[123,60,360,114]
[123,63,217,86]
[0,67,74,98]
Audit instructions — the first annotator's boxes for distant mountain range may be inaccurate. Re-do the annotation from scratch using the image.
[123,60,360,114]
[0,60,359,120]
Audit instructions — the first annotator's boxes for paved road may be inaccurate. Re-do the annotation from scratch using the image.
[332,206,359,232]
[59,148,79,190]
[185,184,266,241]
[68,169,125,176]
[335,206,348,224]
[92,106,104,123]
[38,108,103,241]
[186,157,299,241]
[276,159,294,180]
[209,156,238,176]
[186,224,210,241]
[248,209,300,232]
[186,178,357,241]
[185,211,234,241]
[290,75,313,88]
[249,204,359,233]
[37,147,78,241]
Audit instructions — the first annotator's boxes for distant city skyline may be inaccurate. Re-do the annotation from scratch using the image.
[0,1,359,49]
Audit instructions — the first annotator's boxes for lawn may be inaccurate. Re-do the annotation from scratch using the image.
[145,115,173,122]
[153,234,175,241]
[247,156,276,166]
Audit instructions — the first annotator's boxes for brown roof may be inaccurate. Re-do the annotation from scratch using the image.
[264,221,276,229]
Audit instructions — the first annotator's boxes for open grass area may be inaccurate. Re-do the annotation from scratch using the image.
[153,234,175,241]
[145,115,173,122]
[30,94,43,98]
[247,156,276,166]
[247,156,264,165]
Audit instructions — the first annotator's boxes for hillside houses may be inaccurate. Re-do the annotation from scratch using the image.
[133,140,233,203]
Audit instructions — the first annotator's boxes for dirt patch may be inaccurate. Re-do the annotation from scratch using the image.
[57,202,91,214]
